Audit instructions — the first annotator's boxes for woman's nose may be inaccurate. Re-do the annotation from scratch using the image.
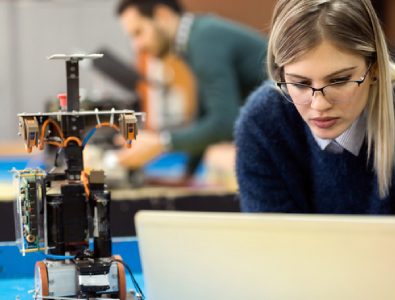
[310,90,333,111]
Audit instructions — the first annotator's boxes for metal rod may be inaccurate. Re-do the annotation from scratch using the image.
[34,295,120,300]
[34,295,86,300]
[18,110,145,117]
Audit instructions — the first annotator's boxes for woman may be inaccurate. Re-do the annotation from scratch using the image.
[235,0,395,213]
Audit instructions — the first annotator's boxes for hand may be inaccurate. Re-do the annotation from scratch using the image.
[117,130,165,169]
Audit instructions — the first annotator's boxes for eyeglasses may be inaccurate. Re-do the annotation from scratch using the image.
[276,64,372,105]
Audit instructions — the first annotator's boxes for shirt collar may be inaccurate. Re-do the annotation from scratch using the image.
[313,111,367,156]
[174,13,195,56]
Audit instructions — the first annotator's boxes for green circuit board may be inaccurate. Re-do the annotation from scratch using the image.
[13,169,46,254]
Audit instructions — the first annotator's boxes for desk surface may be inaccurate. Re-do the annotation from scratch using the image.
[0,237,144,299]
[0,147,239,241]
[0,149,236,201]
[1,183,235,202]
[0,274,145,300]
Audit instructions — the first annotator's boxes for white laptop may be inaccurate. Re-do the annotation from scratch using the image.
[135,211,395,300]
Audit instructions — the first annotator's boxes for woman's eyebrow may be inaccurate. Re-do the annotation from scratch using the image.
[285,66,358,80]
[324,66,358,78]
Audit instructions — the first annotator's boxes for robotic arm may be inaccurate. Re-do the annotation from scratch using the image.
[14,54,142,300]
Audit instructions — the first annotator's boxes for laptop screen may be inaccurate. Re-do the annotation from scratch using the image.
[135,211,395,300]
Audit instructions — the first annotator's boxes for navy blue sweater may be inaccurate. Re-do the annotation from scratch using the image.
[235,81,395,214]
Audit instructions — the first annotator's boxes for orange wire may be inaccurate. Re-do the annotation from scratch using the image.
[38,119,121,150]
[95,122,136,149]
[84,122,131,148]
[39,119,64,149]
[42,119,64,139]
[64,136,82,147]
[81,171,90,198]
[49,119,64,139]
[96,122,120,131]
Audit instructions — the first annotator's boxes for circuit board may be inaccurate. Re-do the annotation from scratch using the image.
[13,169,46,255]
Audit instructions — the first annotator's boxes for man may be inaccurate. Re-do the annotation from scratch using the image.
[116,0,268,179]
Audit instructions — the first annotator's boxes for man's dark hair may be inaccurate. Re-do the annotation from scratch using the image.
[117,0,184,17]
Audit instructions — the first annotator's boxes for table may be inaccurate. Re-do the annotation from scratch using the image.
[0,150,239,241]
[0,237,144,299]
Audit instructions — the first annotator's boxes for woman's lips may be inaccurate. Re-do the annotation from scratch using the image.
[310,117,339,129]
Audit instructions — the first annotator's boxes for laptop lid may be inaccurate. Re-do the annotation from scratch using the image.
[135,211,395,300]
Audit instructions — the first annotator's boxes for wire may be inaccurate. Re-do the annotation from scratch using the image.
[33,294,87,300]
[38,118,128,150]
[81,170,91,197]
[46,119,65,139]
[39,119,65,150]
[96,122,120,131]
[82,122,120,149]
[54,148,63,167]
[112,258,145,300]
[64,136,83,147]
[44,254,75,260]
[82,127,97,148]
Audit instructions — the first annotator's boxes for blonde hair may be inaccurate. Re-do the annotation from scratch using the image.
[268,0,395,198]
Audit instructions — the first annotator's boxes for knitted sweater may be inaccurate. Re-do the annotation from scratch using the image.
[235,81,395,214]
[170,15,268,157]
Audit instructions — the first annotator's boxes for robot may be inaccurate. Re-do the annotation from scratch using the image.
[13,54,144,300]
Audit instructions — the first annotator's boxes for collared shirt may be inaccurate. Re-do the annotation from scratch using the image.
[174,13,195,56]
[313,112,367,156]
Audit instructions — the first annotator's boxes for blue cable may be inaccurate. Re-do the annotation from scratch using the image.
[82,127,97,148]
[44,254,75,260]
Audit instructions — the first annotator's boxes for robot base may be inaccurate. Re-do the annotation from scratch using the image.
[34,255,128,300]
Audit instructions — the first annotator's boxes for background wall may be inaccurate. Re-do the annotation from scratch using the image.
[384,0,395,49]
[0,2,15,143]
[182,0,277,34]
[183,0,395,51]
[0,0,278,142]
[0,0,393,142]
[0,0,133,141]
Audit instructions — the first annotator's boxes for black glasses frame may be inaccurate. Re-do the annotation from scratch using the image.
[276,63,373,100]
